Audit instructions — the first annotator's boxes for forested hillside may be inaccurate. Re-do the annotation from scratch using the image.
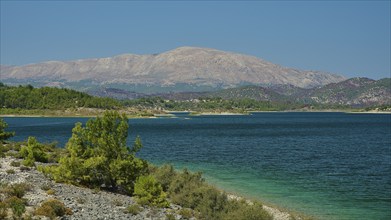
[0,83,121,109]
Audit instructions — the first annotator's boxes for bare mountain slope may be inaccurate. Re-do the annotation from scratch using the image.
[0,47,345,92]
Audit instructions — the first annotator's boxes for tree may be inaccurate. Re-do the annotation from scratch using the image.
[0,118,14,142]
[20,136,48,166]
[134,175,169,207]
[49,111,147,194]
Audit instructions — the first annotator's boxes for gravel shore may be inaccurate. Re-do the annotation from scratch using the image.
[1,156,295,220]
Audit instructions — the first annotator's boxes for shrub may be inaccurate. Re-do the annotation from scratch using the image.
[112,198,123,206]
[6,169,15,174]
[125,204,142,215]
[168,169,205,208]
[5,151,19,157]
[165,213,176,220]
[2,182,32,198]
[0,118,15,143]
[10,160,20,167]
[41,184,52,191]
[20,166,30,172]
[178,208,193,219]
[134,175,169,208]
[4,196,26,219]
[44,111,148,194]
[192,186,228,219]
[35,199,72,219]
[22,157,35,167]
[46,189,56,195]
[221,200,273,220]
[152,164,176,192]
[20,136,48,165]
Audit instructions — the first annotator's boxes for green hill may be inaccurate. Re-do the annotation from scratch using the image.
[0,83,122,110]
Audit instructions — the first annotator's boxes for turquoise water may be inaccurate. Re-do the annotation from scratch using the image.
[4,113,391,219]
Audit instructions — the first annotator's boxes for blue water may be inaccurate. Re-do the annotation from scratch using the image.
[3,113,391,220]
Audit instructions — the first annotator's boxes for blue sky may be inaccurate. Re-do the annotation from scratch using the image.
[1,1,390,79]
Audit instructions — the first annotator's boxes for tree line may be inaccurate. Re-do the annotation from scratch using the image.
[0,83,121,110]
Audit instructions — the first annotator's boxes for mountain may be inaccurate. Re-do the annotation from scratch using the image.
[88,77,390,108]
[0,47,345,93]
[304,78,391,107]
[134,78,389,108]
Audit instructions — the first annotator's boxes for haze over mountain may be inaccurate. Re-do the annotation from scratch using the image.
[0,47,345,93]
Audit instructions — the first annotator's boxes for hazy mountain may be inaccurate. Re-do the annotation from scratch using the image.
[305,78,391,107]
[0,47,345,93]
[208,78,391,107]
[86,77,390,108]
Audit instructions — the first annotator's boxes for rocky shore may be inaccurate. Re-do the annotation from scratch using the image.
[0,157,181,220]
[1,156,295,220]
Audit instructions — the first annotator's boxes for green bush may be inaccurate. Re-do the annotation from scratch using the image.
[165,213,176,220]
[168,169,205,209]
[20,165,31,172]
[222,200,273,220]
[1,182,32,198]
[43,111,148,194]
[112,199,123,206]
[134,175,169,208]
[22,157,35,167]
[152,164,176,191]
[6,169,15,174]
[178,208,193,219]
[10,160,21,167]
[0,118,15,143]
[20,136,48,166]
[46,189,56,195]
[4,196,26,219]
[35,199,72,219]
[125,204,142,215]
[39,184,51,191]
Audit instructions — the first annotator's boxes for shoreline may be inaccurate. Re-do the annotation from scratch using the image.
[1,155,301,220]
[2,109,390,118]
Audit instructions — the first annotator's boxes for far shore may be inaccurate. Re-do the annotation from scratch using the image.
[1,109,390,118]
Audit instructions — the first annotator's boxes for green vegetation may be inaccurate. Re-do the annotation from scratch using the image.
[0,118,14,142]
[125,204,142,215]
[0,183,32,219]
[150,165,273,220]
[134,175,169,207]
[35,199,73,219]
[1,183,32,199]
[41,111,148,194]
[6,169,15,174]
[0,83,121,110]
[10,160,20,167]
[3,82,387,117]
[124,96,298,112]
[5,196,26,218]
[20,136,49,166]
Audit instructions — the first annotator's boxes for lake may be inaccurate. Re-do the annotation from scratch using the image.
[4,112,391,220]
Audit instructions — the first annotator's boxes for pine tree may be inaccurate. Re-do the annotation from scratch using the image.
[0,118,14,142]
[50,111,147,194]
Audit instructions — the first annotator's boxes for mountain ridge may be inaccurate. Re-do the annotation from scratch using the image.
[0,46,345,91]
[86,77,390,108]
